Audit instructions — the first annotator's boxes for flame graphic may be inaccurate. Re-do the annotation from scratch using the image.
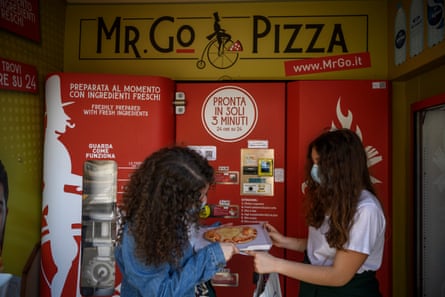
[331,97,383,184]
[301,98,383,194]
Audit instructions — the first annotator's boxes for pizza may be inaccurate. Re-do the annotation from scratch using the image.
[203,225,257,244]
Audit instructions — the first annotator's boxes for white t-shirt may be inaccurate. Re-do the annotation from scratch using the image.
[307,190,386,273]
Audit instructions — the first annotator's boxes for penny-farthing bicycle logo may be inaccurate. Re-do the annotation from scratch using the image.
[197,12,243,70]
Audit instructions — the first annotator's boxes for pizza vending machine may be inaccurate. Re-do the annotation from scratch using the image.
[175,82,286,297]
[285,80,392,297]
[41,73,175,297]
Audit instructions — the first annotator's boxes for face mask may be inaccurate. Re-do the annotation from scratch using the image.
[311,164,322,184]
[188,200,206,216]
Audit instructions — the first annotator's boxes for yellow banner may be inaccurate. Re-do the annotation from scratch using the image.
[65,2,388,80]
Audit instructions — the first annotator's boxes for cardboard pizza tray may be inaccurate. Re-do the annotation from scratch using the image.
[193,223,273,252]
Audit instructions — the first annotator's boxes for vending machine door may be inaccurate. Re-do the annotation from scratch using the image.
[286,80,392,297]
[412,94,445,297]
[175,82,286,297]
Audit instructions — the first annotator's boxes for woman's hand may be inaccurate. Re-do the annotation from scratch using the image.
[264,223,307,252]
[219,242,239,261]
[248,251,278,274]
[264,223,287,248]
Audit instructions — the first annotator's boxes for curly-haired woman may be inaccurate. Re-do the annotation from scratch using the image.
[115,146,238,297]
[249,129,386,297]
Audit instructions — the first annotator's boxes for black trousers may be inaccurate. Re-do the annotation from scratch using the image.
[299,251,382,297]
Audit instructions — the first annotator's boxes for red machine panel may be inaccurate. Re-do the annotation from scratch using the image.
[175,82,286,297]
[286,80,392,297]
[41,73,175,297]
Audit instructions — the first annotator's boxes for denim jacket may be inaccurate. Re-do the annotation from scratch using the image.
[115,225,226,297]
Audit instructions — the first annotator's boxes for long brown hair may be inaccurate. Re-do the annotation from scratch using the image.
[119,146,214,267]
[304,129,377,249]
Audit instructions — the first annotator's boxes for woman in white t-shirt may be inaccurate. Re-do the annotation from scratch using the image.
[249,129,386,297]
